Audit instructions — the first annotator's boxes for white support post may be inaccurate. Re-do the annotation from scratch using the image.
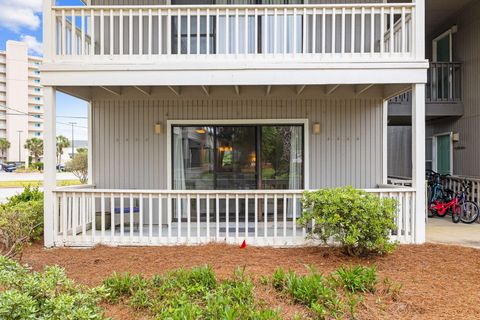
[382,100,388,184]
[43,0,54,62]
[88,102,93,184]
[412,83,425,244]
[414,0,425,60]
[44,87,57,247]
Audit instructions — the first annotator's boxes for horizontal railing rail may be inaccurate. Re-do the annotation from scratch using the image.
[48,3,415,62]
[52,187,416,247]
[444,175,480,206]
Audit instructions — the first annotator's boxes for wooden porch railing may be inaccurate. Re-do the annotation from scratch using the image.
[52,188,417,247]
[48,3,415,62]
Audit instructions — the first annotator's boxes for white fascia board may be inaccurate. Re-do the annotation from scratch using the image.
[41,67,428,87]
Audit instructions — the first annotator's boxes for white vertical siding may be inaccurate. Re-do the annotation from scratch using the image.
[92,92,384,189]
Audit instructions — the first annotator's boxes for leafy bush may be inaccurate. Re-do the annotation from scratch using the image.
[0,187,44,259]
[29,162,43,171]
[333,266,377,293]
[102,266,279,319]
[0,256,104,319]
[66,150,88,184]
[298,186,398,256]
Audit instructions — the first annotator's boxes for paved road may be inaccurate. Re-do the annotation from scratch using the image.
[0,172,76,181]
[427,217,480,248]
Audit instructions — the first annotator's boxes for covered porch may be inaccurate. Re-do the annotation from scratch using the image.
[43,83,426,247]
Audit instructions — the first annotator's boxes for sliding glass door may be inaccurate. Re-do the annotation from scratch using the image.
[172,124,304,190]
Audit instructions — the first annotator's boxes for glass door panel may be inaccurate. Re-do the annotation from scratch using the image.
[261,125,303,189]
[215,126,257,189]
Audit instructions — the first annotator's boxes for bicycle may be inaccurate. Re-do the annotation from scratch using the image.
[428,180,479,224]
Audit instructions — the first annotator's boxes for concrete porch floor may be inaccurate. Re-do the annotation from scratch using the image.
[427,217,480,248]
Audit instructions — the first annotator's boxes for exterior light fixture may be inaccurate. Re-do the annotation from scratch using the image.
[452,132,460,142]
[313,122,321,135]
[154,122,162,135]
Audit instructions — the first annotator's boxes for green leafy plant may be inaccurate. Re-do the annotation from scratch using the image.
[0,187,44,259]
[66,151,88,184]
[102,266,279,320]
[299,186,398,256]
[333,265,378,293]
[0,256,104,319]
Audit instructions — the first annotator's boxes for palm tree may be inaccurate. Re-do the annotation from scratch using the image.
[56,135,71,165]
[24,138,44,163]
[0,138,10,162]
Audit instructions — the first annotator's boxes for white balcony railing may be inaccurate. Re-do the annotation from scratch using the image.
[49,3,415,62]
[52,187,417,247]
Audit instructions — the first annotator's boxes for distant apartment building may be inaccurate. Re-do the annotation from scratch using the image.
[0,41,43,162]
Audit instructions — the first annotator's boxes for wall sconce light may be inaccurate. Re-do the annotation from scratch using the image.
[452,132,460,142]
[313,122,321,135]
[154,122,162,135]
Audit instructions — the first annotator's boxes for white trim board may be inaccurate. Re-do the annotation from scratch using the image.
[166,119,310,190]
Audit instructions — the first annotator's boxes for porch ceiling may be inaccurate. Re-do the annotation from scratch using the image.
[58,84,411,102]
[426,0,472,37]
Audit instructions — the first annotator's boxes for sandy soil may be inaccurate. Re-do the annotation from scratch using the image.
[21,243,480,319]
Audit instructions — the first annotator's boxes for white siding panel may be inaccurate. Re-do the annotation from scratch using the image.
[92,95,384,190]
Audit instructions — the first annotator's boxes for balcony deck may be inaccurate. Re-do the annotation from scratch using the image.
[42,2,428,86]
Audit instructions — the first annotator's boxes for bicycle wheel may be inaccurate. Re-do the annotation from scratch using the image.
[452,205,460,223]
[460,201,480,224]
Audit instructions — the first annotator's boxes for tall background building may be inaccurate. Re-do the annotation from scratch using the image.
[0,41,43,163]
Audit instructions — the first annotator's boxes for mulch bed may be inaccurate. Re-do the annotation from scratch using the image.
[21,243,480,319]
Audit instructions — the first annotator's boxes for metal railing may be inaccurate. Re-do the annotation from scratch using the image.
[427,62,462,103]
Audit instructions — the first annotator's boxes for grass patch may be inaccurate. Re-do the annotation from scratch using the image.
[0,180,81,188]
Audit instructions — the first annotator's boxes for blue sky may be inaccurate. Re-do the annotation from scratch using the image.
[0,0,88,141]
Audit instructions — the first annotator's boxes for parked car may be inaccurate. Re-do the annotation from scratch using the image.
[2,164,16,172]
[56,164,65,171]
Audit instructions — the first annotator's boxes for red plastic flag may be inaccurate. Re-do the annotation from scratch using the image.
[240,240,247,249]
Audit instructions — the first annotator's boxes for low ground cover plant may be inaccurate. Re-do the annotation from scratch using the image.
[299,186,398,256]
[102,266,280,319]
[271,265,378,319]
[0,186,44,259]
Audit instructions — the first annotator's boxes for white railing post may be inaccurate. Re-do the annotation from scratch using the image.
[43,0,55,62]
[43,87,57,247]
[412,83,426,244]
[414,0,425,60]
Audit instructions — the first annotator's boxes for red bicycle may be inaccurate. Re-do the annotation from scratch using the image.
[428,181,479,224]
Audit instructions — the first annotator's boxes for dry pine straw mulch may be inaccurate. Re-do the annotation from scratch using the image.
[21,243,480,320]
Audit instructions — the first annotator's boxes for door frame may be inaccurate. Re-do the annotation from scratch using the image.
[432,132,453,174]
[166,118,310,190]
[432,29,453,62]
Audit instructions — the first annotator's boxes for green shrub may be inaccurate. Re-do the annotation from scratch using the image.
[29,162,43,171]
[298,186,398,256]
[0,187,44,259]
[333,266,377,293]
[0,256,104,320]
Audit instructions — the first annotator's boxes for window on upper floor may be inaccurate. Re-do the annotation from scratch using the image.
[34,115,41,118]
[34,70,40,75]
[34,97,40,101]
[34,106,41,110]
[34,88,40,92]
[35,132,41,137]
[34,79,40,83]
[35,123,41,127]
[171,0,304,55]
